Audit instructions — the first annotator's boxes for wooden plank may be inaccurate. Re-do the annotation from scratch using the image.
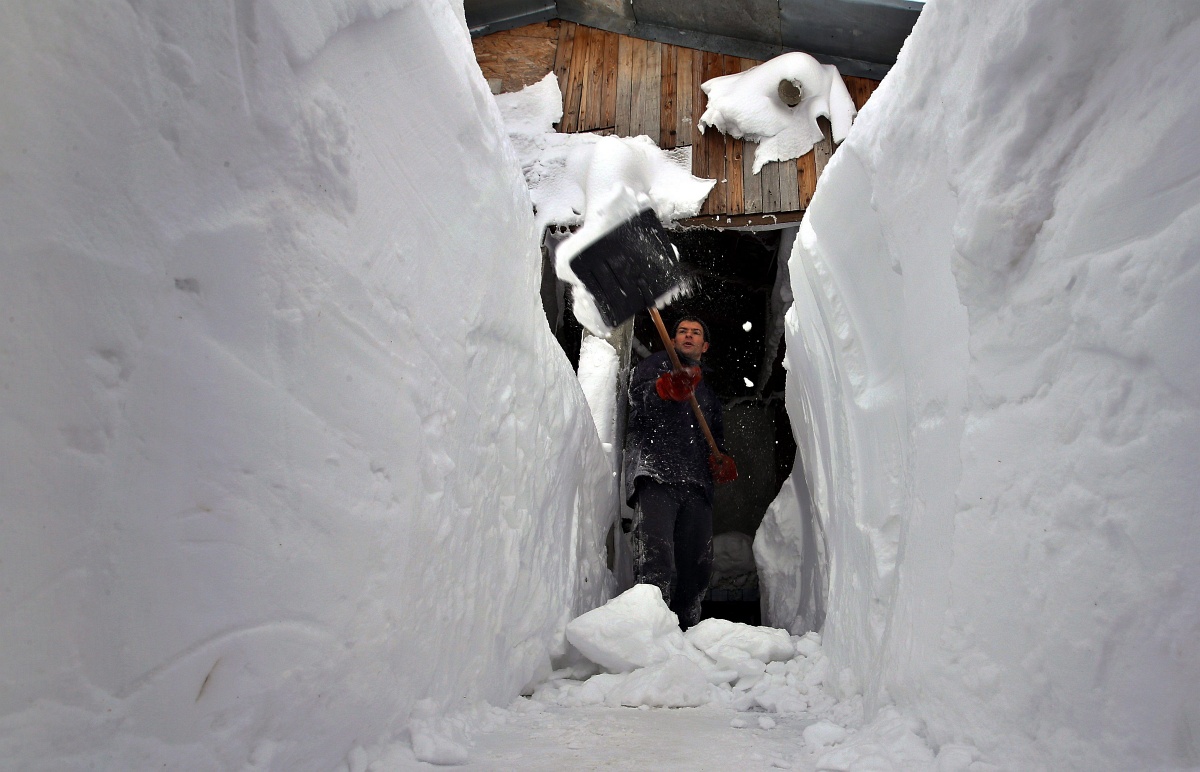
[552,21,576,127]
[579,26,604,131]
[659,44,678,149]
[737,58,762,214]
[561,25,591,132]
[762,160,782,214]
[743,140,763,213]
[844,75,881,111]
[722,55,744,215]
[614,35,634,136]
[690,46,706,176]
[628,38,646,136]
[699,51,726,215]
[675,47,694,148]
[798,151,818,209]
[778,148,800,212]
[727,137,746,214]
[813,117,834,181]
[600,30,618,129]
[473,29,559,94]
[629,40,661,141]
[646,41,662,142]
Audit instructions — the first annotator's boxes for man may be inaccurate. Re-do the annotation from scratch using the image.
[624,316,738,629]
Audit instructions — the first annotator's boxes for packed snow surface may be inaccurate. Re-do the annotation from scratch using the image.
[763,1,1200,770]
[698,53,857,173]
[0,0,615,769]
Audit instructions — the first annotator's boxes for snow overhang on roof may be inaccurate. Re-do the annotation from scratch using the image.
[465,0,923,78]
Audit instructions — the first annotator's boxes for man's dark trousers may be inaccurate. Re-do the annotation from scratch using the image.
[632,478,713,630]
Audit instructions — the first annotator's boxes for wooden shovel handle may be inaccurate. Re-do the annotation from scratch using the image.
[648,306,722,456]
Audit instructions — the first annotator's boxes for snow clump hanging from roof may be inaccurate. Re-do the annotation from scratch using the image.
[698,52,857,174]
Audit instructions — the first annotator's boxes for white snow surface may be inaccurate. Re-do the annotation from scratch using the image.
[698,52,857,174]
[765,2,1200,770]
[0,1,614,769]
[576,335,620,450]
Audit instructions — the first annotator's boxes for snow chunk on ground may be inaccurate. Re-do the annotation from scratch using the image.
[698,52,856,173]
[803,719,848,748]
[605,655,713,708]
[409,699,471,765]
[685,619,794,667]
[565,584,693,673]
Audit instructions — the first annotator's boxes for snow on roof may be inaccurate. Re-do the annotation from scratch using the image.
[698,52,857,174]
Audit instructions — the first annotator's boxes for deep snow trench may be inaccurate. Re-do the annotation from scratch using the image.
[2,1,1198,771]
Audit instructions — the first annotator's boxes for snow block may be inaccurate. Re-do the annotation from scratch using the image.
[565,584,691,673]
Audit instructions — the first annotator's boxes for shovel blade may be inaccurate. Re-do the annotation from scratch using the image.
[567,208,683,330]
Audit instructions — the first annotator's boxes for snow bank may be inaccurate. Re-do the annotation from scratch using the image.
[698,53,857,173]
[772,2,1200,769]
[0,1,612,769]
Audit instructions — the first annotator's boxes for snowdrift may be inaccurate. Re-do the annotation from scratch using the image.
[0,0,612,768]
[764,2,1200,769]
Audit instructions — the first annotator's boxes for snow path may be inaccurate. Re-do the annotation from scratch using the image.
[463,704,814,770]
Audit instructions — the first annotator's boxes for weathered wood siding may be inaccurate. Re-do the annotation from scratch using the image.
[474,21,881,225]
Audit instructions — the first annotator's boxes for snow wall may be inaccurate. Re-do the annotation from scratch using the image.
[766,2,1200,769]
[0,1,613,768]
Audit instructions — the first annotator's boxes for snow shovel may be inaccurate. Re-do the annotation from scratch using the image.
[566,207,727,463]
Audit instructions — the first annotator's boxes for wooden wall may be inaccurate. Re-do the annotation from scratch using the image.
[474,21,881,226]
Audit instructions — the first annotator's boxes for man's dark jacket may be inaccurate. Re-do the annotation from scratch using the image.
[624,350,725,506]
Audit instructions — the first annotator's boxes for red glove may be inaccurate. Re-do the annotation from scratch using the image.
[655,366,701,401]
[709,453,738,484]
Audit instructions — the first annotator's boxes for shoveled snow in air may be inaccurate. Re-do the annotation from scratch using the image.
[495,73,714,236]
[698,53,857,173]
[496,74,714,336]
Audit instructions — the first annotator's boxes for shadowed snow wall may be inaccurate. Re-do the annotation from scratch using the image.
[0,1,612,768]
[767,2,1200,769]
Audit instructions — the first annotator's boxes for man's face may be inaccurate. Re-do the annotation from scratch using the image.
[673,321,710,360]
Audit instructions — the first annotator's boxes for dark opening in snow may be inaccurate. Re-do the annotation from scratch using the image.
[541,225,798,626]
[630,227,797,624]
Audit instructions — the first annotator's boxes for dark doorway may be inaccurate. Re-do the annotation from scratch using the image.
[625,227,798,625]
